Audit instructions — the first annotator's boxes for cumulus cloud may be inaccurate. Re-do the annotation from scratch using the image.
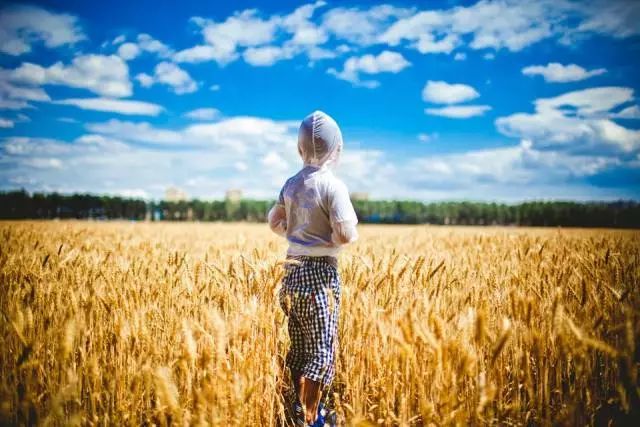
[174,3,333,67]
[414,33,459,54]
[183,108,220,120]
[173,11,279,65]
[496,86,640,153]
[9,54,132,98]
[282,1,329,46]
[422,80,479,104]
[0,5,85,56]
[321,5,412,46]
[117,43,141,61]
[136,34,173,57]
[135,62,197,94]
[328,50,410,87]
[167,1,640,69]
[243,45,295,66]
[522,63,607,82]
[85,116,299,151]
[0,74,51,110]
[372,0,640,56]
[405,139,621,198]
[54,97,164,116]
[0,115,305,198]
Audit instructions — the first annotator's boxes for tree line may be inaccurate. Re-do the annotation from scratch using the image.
[1,189,639,228]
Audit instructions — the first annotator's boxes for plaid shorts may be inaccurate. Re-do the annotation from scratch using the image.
[278,256,341,386]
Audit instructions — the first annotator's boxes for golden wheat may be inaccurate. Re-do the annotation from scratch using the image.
[0,221,638,425]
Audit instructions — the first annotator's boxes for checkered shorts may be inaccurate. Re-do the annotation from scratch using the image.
[278,256,341,386]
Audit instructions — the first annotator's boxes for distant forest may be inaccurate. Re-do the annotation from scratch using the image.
[1,190,639,228]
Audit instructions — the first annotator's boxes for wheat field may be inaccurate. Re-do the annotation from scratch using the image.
[0,221,638,426]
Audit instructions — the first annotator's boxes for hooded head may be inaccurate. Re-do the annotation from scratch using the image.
[298,110,343,168]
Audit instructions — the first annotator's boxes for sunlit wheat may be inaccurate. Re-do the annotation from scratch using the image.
[0,221,638,425]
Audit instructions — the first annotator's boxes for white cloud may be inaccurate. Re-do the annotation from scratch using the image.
[74,134,130,151]
[405,139,619,195]
[322,5,411,46]
[371,0,640,56]
[0,113,30,129]
[209,84,221,91]
[175,4,335,67]
[570,0,640,39]
[454,52,466,61]
[414,33,459,54]
[335,148,397,195]
[117,42,141,61]
[261,151,289,171]
[0,5,85,56]
[282,1,328,46]
[136,34,173,57]
[135,73,154,88]
[422,80,479,104]
[0,99,32,110]
[328,50,410,87]
[379,2,557,53]
[136,62,197,94]
[418,132,438,143]
[0,115,305,199]
[0,77,50,103]
[522,63,607,82]
[54,97,164,116]
[535,87,633,117]
[57,117,79,124]
[234,161,248,172]
[243,45,294,66]
[9,54,132,98]
[612,105,640,120]
[113,33,172,61]
[85,116,299,152]
[173,45,219,63]
[183,108,220,121]
[176,11,279,66]
[166,1,640,72]
[425,105,491,118]
[23,157,63,169]
[86,120,183,145]
[496,87,640,153]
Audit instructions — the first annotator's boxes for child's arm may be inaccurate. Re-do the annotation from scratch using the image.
[267,185,287,237]
[329,180,359,246]
[331,220,358,245]
[268,204,287,236]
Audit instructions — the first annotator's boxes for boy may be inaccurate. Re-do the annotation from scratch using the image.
[268,111,358,425]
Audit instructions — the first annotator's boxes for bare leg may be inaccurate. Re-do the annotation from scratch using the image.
[299,376,323,425]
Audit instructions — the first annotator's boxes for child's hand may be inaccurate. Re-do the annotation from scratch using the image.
[268,205,287,237]
[331,221,358,246]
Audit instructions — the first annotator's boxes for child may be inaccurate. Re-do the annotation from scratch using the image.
[268,110,358,426]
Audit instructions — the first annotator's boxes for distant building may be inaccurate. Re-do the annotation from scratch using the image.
[225,189,243,202]
[165,186,188,202]
[351,192,369,201]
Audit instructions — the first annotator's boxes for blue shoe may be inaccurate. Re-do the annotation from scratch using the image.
[311,402,337,427]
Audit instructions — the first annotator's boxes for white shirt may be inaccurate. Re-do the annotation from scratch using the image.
[277,165,358,257]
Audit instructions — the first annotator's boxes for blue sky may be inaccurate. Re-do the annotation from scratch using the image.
[0,0,639,201]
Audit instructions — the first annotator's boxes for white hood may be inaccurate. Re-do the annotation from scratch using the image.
[297,110,343,168]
